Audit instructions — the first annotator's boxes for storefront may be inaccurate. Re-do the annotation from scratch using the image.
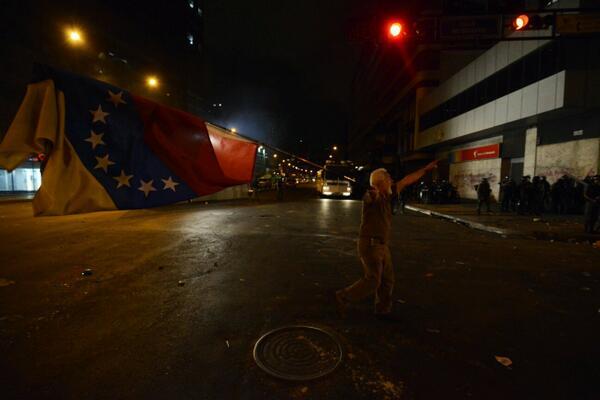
[0,158,42,193]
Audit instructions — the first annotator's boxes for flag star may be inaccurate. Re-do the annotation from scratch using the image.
[138,179,157,197]
[94,154,115,173]
[90,105,109,123]
[113,170,133,189]
[161,176,180,192]
[107,90,127,108]
[84,130,105,149]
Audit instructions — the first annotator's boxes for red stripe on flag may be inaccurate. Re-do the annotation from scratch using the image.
[132,95,257,196]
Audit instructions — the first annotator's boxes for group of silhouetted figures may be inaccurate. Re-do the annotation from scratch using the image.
[475,174,600,233]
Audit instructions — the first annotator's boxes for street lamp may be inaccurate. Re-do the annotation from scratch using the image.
[231,128,237,133]
[146,76,159,89]
[273,154,278,158]
[333,145,338,151]
[65,27,84,46]
[329,154,333,159]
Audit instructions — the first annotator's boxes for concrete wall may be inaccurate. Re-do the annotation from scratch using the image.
[449,158,502,200]
[535,138,600,183]
[197,184,250,201]
[523,127,538,177]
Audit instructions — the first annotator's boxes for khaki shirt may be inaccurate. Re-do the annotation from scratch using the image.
[359,188,392,244]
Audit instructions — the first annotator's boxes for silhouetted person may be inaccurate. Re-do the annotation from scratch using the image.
[476,178,491,214]
[583,175,600,234]
[499,176,515,212]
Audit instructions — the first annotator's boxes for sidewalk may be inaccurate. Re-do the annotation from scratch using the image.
[406,202,599,244]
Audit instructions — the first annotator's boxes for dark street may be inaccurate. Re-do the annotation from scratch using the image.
[1,187,599,399]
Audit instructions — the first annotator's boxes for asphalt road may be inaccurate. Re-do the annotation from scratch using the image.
[1,187,599,399]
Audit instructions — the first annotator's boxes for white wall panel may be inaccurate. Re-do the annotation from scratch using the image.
[483,102,495,127]
[465,109,475,134]
[476,57,486,82]
[473,105,485,132]
[508,41,523,64]
[521,83,539,118]
[538,73,557,114]
[494,95,508,125]
[496,42,509,70]
[507,91,523,121]
[485,50,496,76]
[555,70,565,108]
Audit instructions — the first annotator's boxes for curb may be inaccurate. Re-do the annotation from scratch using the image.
[405,205,517,237]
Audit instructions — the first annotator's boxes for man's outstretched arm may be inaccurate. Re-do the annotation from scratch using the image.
[395,160,439,194]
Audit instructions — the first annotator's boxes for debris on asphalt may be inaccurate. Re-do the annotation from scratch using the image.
[239,278,245,282]
[582,272,591,277]
[81,269,93,277]
[425,273,434,278]
[426,328,441,334]
[533,218,541,222]
[178,280,185,287]
[225,340,230,348]
[581,287,591,291]
[0,278,15,287]
[396,299,406,304]
[158,266,164,270]
[300,386,308,394]
[455,261,466,265]
[214,262,218,267]
[495,356,513,368]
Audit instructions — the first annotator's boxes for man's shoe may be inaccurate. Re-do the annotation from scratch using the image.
[335,290,348,318]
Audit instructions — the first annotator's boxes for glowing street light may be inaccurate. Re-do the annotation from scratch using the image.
[273,154,278,158]
[231,128,237,133]
[146,76,159,89]
[328,154,333,159]
[66,27,84,45]
[333,145,338,151]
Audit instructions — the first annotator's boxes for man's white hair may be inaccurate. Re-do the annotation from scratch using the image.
[370,168,389,187]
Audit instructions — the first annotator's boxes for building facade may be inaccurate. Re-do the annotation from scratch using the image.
[415,28,600,199]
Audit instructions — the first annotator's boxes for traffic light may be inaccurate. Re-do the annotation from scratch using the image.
[385,19,408,41]
[511,13,554,31]
[513,14,529,30]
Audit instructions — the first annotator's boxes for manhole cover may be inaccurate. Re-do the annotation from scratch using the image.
[253,325,343,380]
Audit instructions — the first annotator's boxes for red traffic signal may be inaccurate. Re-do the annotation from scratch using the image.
[513,14,529,30]
[386,20,407,40]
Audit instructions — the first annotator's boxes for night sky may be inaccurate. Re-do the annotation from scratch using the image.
[1,0,527,161]
[201,0,367,158]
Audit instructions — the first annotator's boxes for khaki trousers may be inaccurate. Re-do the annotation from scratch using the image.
[341,238,394,314]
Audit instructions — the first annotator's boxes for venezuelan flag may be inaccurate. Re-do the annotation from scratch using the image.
[0,65,258,216]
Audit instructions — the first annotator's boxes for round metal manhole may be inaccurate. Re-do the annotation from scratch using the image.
[253,325,343,381]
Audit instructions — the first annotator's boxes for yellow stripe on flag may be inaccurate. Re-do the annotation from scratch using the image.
[0,80,116,216]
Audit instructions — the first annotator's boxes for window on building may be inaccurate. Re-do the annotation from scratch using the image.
[523,50,540,87]
[508,60,524,92]
[418,41,563,132]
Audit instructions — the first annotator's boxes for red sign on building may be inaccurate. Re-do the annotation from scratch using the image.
[451,143,500,163]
